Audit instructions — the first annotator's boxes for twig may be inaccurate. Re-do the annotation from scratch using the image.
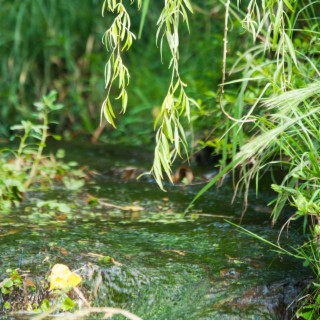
[73,287,91,308]
[31,307,141,320]
[91,121,107,144]
[219,0,255,123]
[277,216,293,245]
[55,307,142,320]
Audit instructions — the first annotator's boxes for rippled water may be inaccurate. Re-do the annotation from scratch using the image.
[0,139,311,319]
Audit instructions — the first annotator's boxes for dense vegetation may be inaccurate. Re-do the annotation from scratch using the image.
[0,0,224,144]
[1,0,320,318]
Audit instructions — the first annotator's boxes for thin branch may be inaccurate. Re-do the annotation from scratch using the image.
[32,307,142,320]
[219,0,255,123]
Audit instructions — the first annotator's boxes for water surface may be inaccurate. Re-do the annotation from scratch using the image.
[0,140,310,319]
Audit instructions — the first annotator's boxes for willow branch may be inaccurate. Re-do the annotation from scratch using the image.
[219,0,255,123]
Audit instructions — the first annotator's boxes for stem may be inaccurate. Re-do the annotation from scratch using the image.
[24,112,48,189]
[17,129,30,157]
[15,127,31,172]
[219,0,254,123]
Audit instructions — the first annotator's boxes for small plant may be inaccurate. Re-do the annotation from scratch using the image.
[0,269,23,295]
[0,269,25,311]
[21,90,64,188]
[0,91,87,210]
[296,289,320,320]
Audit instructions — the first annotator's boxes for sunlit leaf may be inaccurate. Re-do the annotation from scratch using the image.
[120,205,144,211]
[49,264,82,291]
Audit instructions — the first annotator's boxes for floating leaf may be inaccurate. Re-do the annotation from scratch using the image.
[1,279,13,289]
[40,299,50,312]
[97,198,144,212]
[60,247,69,256]
[86,253,123,266]
[120,205,144,211]
[161,249,186,256]
[24,277,35,288]
[62,177,85,191]
[49,264,82,291]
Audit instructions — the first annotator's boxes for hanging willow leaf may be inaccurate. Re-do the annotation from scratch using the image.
[102,98,116,128]
[101,0,197,189]
[101,1,139,127]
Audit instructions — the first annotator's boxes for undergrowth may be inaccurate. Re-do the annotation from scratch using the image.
[0,91,87,211]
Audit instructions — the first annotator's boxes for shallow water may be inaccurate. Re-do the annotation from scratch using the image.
[0,139,310,319]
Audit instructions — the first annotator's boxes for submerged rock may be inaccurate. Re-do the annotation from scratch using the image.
[226,278,312,319]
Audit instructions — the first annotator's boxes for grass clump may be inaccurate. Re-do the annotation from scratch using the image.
[188,1,320,317]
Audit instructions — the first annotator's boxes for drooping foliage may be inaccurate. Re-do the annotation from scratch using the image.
[101,0,198,189]
[102,2,320,316]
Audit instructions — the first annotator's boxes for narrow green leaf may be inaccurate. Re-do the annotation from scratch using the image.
[105,61,112,88]
[183,0,193,13]
[283,0,293,11]
[138,0,150,38]
[164,115,173,142]
[284,33,298,67]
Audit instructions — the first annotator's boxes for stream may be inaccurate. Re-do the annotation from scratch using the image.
[0,139,311,319]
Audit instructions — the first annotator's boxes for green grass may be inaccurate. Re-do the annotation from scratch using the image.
[0,0,108,134]
[189,1,320,317]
